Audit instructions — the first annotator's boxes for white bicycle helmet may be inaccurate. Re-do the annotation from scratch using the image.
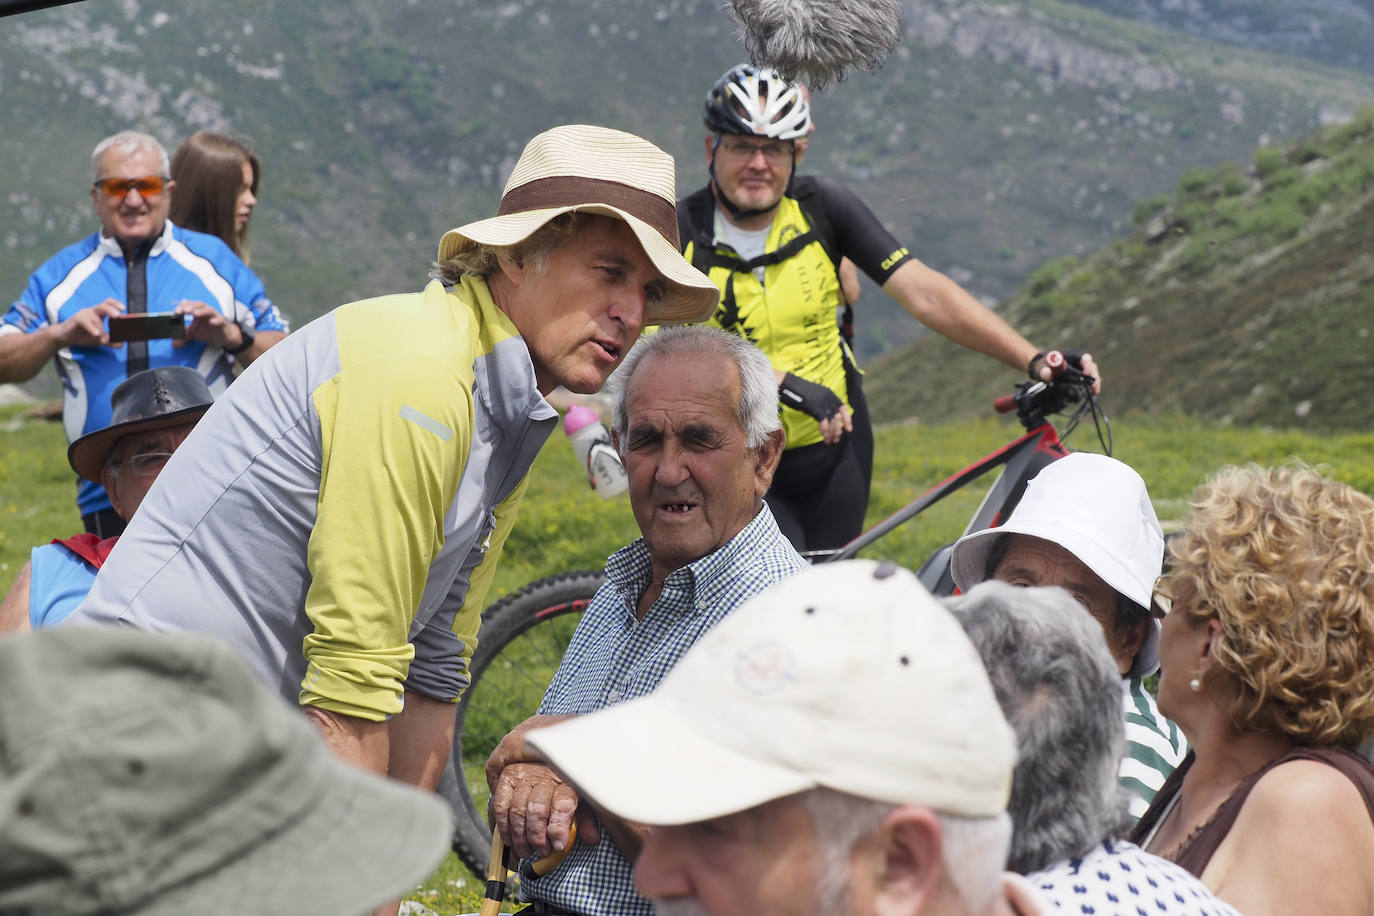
[703,63,812,140]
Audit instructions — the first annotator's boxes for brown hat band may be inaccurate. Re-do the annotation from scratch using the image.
[498,176,679,248]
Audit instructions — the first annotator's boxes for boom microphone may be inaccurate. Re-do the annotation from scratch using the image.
[726,0,904,89]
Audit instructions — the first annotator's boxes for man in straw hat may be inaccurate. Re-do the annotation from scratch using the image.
[523,559,1047,915]
[0,365,214,632]
[69,125,718,794]
[948,453,1186,821]
[0,625,452,916]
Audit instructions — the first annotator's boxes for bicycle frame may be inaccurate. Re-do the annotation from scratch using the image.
[814,422,1069,591]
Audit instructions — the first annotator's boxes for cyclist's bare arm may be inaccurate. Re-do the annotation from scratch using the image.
[881,259,1103,393]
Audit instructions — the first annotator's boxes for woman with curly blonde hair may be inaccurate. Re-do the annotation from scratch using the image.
[1132,464,1374,914]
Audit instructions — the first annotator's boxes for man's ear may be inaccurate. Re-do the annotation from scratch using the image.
[872,806,945,916]
[752,428,786,495]
[704,134,717,166]
[495,251,527,288]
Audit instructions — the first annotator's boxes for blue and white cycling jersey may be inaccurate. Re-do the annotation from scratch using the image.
[1,221,289,516]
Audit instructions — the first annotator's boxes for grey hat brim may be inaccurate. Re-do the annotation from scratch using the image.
[143,762,453,916]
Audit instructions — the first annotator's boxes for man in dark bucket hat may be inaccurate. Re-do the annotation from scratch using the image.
[0,365,213,632]
[68,126,717,816]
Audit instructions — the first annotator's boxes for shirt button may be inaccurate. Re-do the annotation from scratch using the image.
[607,689,622,703]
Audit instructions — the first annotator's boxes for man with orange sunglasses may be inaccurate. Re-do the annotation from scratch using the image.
[0,130,288,536]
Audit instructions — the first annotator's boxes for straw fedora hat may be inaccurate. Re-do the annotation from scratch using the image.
[68,366,215,483]
[438,124,719,325]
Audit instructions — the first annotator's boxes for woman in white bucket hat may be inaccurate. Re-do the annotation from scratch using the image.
[950,452,1187,822]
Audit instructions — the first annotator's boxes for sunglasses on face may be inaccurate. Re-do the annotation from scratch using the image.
[92,176,169,199]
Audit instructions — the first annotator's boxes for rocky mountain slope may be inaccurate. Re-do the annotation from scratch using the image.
[1,0,1371,385]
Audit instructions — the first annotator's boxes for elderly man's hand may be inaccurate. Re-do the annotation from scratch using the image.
[58,299,124,348]
[489,761,601,858]
[174,300,243,351]
[485,713,575,789]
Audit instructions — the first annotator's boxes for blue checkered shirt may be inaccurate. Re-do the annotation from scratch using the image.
[520,505,806,915]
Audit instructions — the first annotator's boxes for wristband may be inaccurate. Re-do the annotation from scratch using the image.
[224,324,255,355]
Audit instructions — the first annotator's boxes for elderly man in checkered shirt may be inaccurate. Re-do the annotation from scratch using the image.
[485,325,807,916]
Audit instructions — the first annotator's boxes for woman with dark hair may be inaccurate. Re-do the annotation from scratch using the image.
[1133,464,1374,915]
[170,130,260,262]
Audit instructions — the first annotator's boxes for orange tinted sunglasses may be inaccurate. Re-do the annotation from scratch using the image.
[92,175,169,198]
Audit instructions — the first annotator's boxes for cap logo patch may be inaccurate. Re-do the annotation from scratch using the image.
[734,642,797,695]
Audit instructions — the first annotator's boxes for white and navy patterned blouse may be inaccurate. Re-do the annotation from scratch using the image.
[1029,840,1242,915]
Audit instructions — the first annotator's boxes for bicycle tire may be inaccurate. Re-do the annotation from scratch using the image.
[438,568,605,876]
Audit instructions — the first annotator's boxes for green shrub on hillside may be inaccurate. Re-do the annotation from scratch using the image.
[1178,167,1213,195]
[1132,193,1172,227]
[1253,145,1285,178]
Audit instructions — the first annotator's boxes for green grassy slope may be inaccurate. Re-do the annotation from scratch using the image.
[867,107,1374,431]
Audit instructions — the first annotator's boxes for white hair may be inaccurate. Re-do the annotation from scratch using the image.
[92,131,170,179]
[800,788,1010,913]
[609,326,780,450]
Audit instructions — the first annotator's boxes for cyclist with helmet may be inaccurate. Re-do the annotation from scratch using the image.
[680,63,1101,551]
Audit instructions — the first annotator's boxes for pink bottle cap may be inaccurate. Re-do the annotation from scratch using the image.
[563,404,600,435]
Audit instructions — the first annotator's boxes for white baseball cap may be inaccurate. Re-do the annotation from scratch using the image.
[949,453,1165,678]
[526,559,1016,825]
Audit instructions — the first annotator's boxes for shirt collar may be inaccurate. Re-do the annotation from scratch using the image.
[96,220,173,259]
[604,503,781,615]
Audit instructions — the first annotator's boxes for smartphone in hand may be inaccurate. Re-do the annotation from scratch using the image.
[108,312,186,343]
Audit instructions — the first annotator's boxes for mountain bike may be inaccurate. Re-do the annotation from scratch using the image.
[436,357,1109,875]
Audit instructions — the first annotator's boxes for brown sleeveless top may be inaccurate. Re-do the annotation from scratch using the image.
[1129,745,1374,876]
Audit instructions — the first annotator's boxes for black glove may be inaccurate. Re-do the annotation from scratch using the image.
[1028,348,1091,380]
[778,372,844,421]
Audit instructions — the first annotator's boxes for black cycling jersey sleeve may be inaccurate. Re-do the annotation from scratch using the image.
[807,175,915,285]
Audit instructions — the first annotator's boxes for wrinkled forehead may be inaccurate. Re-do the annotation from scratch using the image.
[624,352,740,422]
[997,533,1109,591]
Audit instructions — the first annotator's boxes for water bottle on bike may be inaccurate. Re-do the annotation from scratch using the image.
[563,405,628,499]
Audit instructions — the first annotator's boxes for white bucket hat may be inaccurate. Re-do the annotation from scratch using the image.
[438,124,719,325]
[949,453,1165,678]
[526,560,1015,825]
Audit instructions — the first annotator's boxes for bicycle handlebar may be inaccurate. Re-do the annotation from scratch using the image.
[995,349,1099,430]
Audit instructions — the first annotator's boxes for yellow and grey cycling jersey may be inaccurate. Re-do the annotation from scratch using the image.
[70,276,557,721]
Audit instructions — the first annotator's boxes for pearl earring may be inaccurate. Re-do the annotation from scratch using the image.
[1189,677,1201,692]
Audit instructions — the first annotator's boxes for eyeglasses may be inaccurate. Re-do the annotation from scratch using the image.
[717,138,794,164]
[105,452,174,475]
[92,176,169,199]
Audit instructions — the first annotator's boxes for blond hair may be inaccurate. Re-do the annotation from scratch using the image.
[428,211,588,284]
[1170,464,1374,746]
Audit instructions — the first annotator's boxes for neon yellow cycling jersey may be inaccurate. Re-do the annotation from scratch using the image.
[679,175,912,449]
